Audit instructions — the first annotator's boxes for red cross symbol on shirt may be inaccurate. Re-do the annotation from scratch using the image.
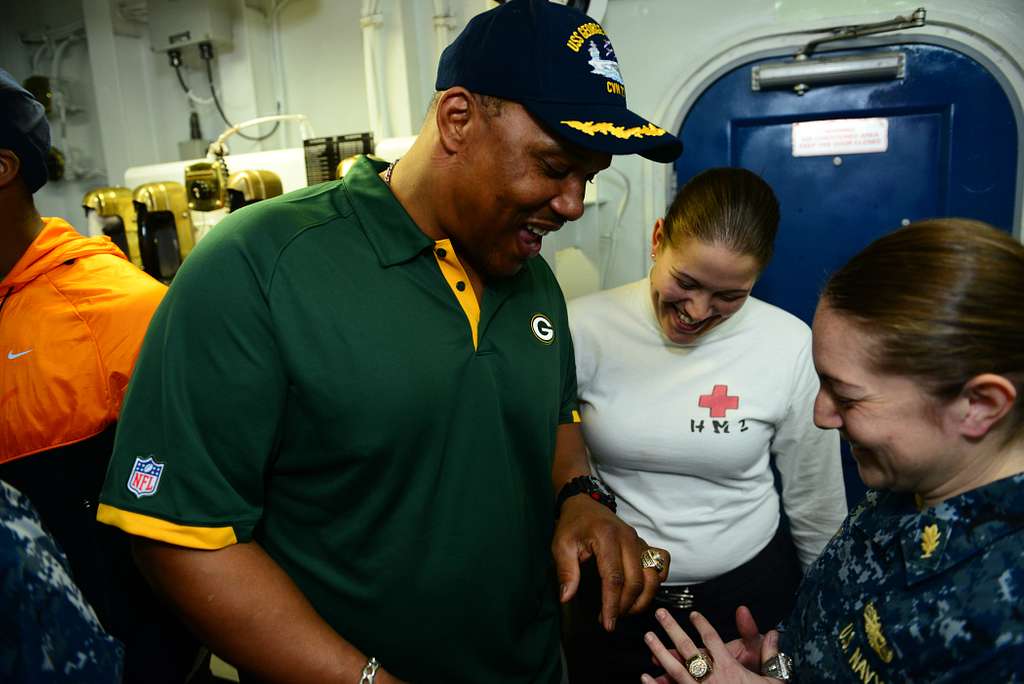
[698,384,740,417]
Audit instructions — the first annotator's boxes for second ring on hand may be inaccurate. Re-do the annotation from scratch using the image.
[686,652,713,681]
[641,547,666,573]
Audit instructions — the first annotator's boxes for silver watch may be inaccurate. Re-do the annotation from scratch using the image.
[762,652,794,680]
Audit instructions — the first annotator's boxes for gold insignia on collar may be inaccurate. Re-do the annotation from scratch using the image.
[560,120,668,140]
[920,524,941,559]
[863,602,894,663]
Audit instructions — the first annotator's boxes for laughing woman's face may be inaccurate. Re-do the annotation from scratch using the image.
[648,226,759,345]
[811,302,966,499]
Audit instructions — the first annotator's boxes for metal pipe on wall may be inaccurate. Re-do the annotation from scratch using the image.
[432,0,456,63]
[271,0,293,148]
[360,0,390,139]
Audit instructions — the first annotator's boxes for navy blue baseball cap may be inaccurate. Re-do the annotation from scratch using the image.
[436,0,682,163]
[0,68,50,193]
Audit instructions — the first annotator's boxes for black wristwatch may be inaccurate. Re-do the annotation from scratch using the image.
[556,475,617,515]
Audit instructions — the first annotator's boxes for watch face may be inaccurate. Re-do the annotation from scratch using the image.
[588,476,615,500]
[556,475,616,515]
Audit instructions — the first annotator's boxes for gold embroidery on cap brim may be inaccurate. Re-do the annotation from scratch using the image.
[560,120,668,139]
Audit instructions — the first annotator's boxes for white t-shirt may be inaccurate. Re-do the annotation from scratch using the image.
[569,278,847,584]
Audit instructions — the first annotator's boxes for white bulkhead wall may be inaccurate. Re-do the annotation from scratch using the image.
[4,0,1022,287]
[596,0,1024,286]
[1,0,107,224]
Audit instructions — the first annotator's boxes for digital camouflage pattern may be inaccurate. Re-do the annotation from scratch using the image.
[781,472,1024,683]
[1,480,123,682]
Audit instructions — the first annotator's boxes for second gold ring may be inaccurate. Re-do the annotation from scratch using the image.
[686,652,713,681]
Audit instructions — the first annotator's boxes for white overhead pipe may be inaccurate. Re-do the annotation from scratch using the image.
[20,19,85,45]
[50,31,102,179]
[208,114,315,158]
[597,166,631,289]
[361,0,391,139]
[31,36,52,75]
[432,0,456,63]
[50,35,74,173]
[270,0,293,148]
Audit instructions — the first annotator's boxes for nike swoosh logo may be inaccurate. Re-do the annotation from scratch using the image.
[7,349,33,360]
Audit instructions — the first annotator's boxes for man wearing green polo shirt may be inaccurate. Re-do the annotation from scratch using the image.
[98,1,681,681]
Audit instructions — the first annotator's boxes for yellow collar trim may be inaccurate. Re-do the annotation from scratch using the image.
[433,239,480,349]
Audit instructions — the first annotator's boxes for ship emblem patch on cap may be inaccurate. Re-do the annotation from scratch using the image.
[127,456,165,498]
[588,39,622,85]
[566,22,624,96]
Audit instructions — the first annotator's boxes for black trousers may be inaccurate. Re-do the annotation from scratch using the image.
[0,426,201,684]
[563,524,802,684]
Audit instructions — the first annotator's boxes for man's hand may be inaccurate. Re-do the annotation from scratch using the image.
[552,494,670,631]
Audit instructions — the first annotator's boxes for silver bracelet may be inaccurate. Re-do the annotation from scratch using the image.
[358,657,380,684]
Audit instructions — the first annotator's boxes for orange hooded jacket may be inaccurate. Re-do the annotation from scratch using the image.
[0,217,166,463]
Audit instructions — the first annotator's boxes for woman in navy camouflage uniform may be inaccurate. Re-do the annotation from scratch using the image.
[641,218,1024,683]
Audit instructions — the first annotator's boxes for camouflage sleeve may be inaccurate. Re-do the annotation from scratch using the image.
[934,644,1024,683]
[0,480,124,682]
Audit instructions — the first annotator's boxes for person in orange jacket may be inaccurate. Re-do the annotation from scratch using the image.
[0,68,198,682]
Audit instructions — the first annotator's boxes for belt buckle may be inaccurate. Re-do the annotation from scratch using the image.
[657,585,695,610]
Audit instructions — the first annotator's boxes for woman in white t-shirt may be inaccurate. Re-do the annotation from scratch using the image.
[563,168,847,683]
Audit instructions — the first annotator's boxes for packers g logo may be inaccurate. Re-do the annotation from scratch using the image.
[531,314,555,345]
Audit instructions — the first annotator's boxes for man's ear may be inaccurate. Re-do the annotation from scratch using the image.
[955,373,1018,439]
[0,150,22,189]
[434,88,477,155]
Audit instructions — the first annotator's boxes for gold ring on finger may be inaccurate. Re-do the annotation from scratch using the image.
[640,548,665,573]
[686,652,713,681]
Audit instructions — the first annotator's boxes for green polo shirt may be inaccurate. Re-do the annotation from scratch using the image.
[98,156,578,683]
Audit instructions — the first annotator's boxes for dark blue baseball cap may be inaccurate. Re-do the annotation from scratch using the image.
[0,68,50,193]
[436,0,682,163]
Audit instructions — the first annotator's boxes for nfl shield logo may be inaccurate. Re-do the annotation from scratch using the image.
[127,457,165,498]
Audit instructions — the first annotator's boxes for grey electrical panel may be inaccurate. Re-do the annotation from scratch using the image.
[147,0,233,56]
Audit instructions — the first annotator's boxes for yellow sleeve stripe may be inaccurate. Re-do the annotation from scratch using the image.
[96,503,238,550]
[572,410,581,423]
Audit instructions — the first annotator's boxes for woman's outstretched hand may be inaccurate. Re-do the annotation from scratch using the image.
[641,608,782,683]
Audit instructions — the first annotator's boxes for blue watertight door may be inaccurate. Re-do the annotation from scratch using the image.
[675,43,1019,505]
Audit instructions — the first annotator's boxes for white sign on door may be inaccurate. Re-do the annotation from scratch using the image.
[792,117,889,157]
